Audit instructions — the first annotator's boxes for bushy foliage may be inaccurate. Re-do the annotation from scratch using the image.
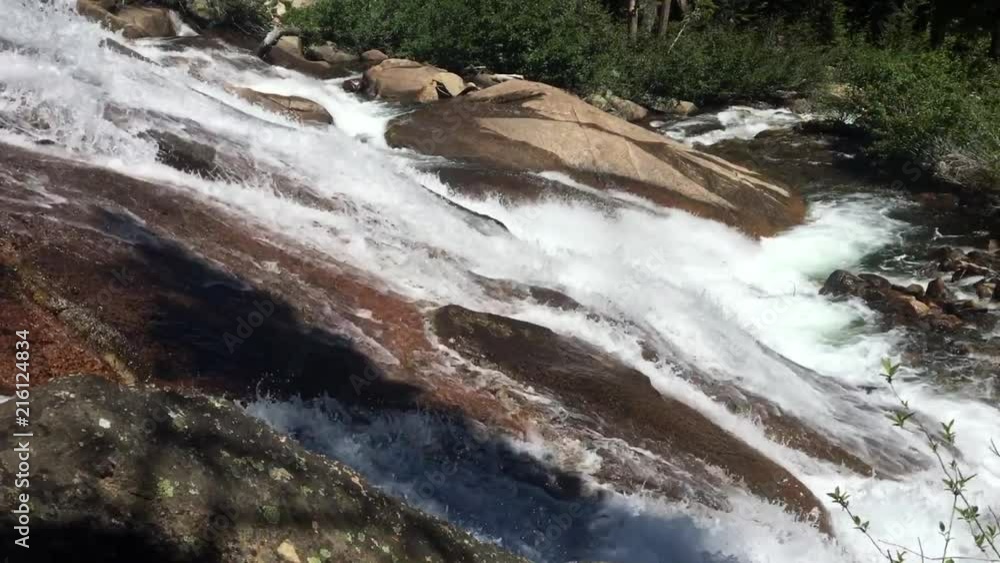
[286,0,621,90]
[287,0,998,190]
[618,24,833,105]
[184,0,272,35]
[826,45,1000,190]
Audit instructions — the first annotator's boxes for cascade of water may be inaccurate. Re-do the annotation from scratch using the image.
[2,2,998,561]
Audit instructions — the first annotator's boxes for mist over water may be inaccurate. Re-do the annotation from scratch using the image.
[3,2,999,561]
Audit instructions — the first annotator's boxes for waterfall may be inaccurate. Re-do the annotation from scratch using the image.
[2,2,998,562]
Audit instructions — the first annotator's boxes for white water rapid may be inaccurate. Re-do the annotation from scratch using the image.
[2,2,998,562]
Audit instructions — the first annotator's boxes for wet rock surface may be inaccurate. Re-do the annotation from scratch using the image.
[432,304,831,531]
[0,375,527,563]
[387,80,805,237]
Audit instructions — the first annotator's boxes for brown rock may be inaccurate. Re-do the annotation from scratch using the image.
[929,246,966,267]
[665,99,699,116]
[144,130,218,176]
[361,49,388,64]
[362,59,466,103]
[929,314,964,332]
[925,277,950,301]
[974,279,996,300]
[226,86,333,125]
[858,273,891,290]
[951,261,992,281]
[263,36,345,79]
[432,304,830,531]
[308,44,357,64]
[116,5,176,38]
[896,294,931,317]
[896,283,925,299]
[608,95,650,122]
[386,80,804,237]
[342,78,362,93]
[820,270,866,296]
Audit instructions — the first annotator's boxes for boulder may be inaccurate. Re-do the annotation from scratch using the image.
[587,92,649,122]
[821,271,956,327]
[226,86,333,125]
[307,44,358,64]
[360,48,388,64]
[263,36,345,79]
[926,277,950,301]
[341,78,362,93]
[974,279,996,300]
[362,58,467,104]
[0,375,528,562]
[117,5,177,37]
[386,80,804,237]
[652,99,699,117]
[820,270,866,297]
[77,0,177,39]
[606,94,649,122]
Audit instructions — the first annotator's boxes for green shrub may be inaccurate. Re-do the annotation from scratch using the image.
[286,0,621,90]
[827,46,1000,190]
[619,23,833,105]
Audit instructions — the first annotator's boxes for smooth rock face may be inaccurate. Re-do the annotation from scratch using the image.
[0,375,528,563]
[387,80,804,236]
[226,86,334,125]
[432,304,830,530]
[362,59,467,104]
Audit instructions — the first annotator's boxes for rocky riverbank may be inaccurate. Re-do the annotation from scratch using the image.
[0,375,528,563]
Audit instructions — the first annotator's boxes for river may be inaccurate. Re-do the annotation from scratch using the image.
[2,2,998,562]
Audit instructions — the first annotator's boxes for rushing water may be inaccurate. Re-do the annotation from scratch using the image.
[2,2,999,562]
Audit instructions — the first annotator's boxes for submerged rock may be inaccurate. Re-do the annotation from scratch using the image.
[0,375,528,562]
[387,80,804,237]
[432,304,831,531]
[145,129,218,176]
[226,85,333,125]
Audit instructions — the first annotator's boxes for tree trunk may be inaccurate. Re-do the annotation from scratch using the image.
[929,0,950,48]
[676,0,689,16]
[656,0,672,37]
[642,1,656,33]
[992,16,1000,60]
[628,0,638,40]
